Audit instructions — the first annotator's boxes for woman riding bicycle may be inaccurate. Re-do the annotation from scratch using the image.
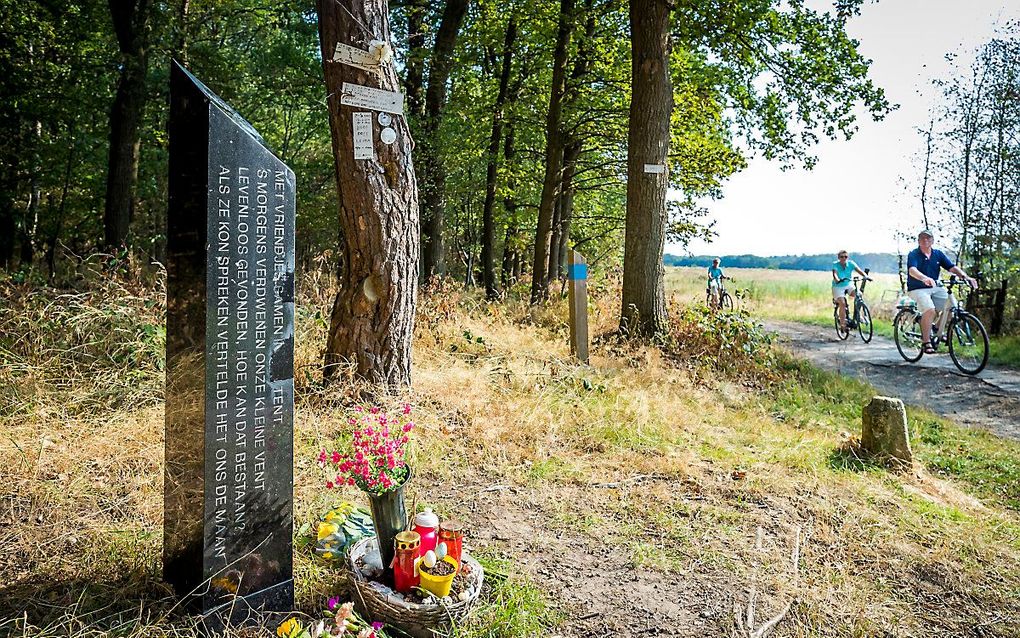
[907,229,977,354]
[832,251,869,333]
[707,258,729,307]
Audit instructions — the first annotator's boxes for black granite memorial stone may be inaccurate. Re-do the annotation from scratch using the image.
[165,60,295,624]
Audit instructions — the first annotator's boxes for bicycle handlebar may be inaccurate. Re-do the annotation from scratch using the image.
[941,276,977,290]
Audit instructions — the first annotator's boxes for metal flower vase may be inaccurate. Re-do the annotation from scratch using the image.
[366,469,410,577]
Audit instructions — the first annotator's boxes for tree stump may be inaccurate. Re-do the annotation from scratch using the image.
[862,396,913,466]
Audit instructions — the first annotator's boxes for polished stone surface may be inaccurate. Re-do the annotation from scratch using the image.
[165,60,295,624]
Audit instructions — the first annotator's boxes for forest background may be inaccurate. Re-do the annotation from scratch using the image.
[2,0,1019,330]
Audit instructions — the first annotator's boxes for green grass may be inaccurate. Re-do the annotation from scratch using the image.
[448,554,564,637]
[774,355,1020,513]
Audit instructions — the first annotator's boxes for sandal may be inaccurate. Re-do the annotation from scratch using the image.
[923,342,936,354]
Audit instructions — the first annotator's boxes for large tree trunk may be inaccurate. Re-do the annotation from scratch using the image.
[419,0,470,282]
[621,0,671,335]
[529,0,574,304]
[317,0,420,386]
[481,17,516,300]
[103,0,153,249]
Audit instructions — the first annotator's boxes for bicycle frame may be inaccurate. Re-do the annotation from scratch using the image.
[835,276,867,325]
[894,277,988,374]
[707,277,728,307]
[929,285,961,346]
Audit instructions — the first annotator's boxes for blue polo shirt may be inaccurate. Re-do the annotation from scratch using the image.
[906,248,954,291]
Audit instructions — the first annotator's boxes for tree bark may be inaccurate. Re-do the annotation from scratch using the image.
[0,180,14,269]
[547,188,562,283]
[530,0,574,304]
[419,0,470,282]
[317,0,420,386]
[500,221,516,287]
[621,0,671,335]
[481,17,516,300]
[173,0,190,66]
[46,142,75,281]
[103,0,153,249]
[556,139,581,280]
[403,0,428,118]
[551,0,593,283]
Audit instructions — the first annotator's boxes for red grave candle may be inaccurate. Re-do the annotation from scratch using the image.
[439,520,464,566]
[392,531,421,593]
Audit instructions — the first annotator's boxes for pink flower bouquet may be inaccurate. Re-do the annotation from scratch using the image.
[320,404,415,495]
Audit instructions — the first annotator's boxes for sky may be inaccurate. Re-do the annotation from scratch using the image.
[673,0,1020,259]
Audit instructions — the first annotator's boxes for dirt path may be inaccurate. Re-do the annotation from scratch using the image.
[767,319,1020,441]
[440,478,743,637]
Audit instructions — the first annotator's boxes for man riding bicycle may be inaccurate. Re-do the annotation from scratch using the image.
[832,250,869,333]
[907,229,977,354]
[707,258,729,307]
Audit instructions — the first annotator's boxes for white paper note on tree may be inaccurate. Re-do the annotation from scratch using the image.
[333,42,383,73]
[353,112,373,160]
[341,82,404,115]
[643,163,666,174]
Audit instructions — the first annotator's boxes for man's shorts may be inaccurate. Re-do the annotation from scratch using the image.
[708,280,720,291]
[908,287,949,313]
[831,285,852,301]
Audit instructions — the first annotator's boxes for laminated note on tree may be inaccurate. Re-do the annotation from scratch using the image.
[333,43,380,72]
[643,163,666,174]
[341,82,404,115]
[352,112,373,160]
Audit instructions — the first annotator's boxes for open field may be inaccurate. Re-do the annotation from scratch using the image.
[667,266,1020,367]
[2,272,1020,636]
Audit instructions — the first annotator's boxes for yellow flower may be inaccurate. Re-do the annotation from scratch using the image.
[317,522,339,541]
[276,618,301,638]
[324,502,353,521]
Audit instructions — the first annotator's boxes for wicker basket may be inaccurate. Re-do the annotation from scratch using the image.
[348,537,484,638]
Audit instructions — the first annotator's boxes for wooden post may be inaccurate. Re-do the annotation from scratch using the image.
[568,249,589,364]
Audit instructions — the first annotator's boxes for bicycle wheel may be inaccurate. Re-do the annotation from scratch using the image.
[857,302,873,343]
[894,309,924,362]
[721,292,734,311]
[948,312,989,375]
[834,305,850,340]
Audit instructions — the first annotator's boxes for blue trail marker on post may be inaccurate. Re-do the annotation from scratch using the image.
[568,249,589,364]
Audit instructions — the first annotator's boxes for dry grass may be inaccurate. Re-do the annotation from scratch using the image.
[2,268,1019,637]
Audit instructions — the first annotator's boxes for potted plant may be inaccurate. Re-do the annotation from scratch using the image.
[320,403,415,575]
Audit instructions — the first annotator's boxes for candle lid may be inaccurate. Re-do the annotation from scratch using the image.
[395,530,421,550]
[413,508,439,528]
[439,519,464,533]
